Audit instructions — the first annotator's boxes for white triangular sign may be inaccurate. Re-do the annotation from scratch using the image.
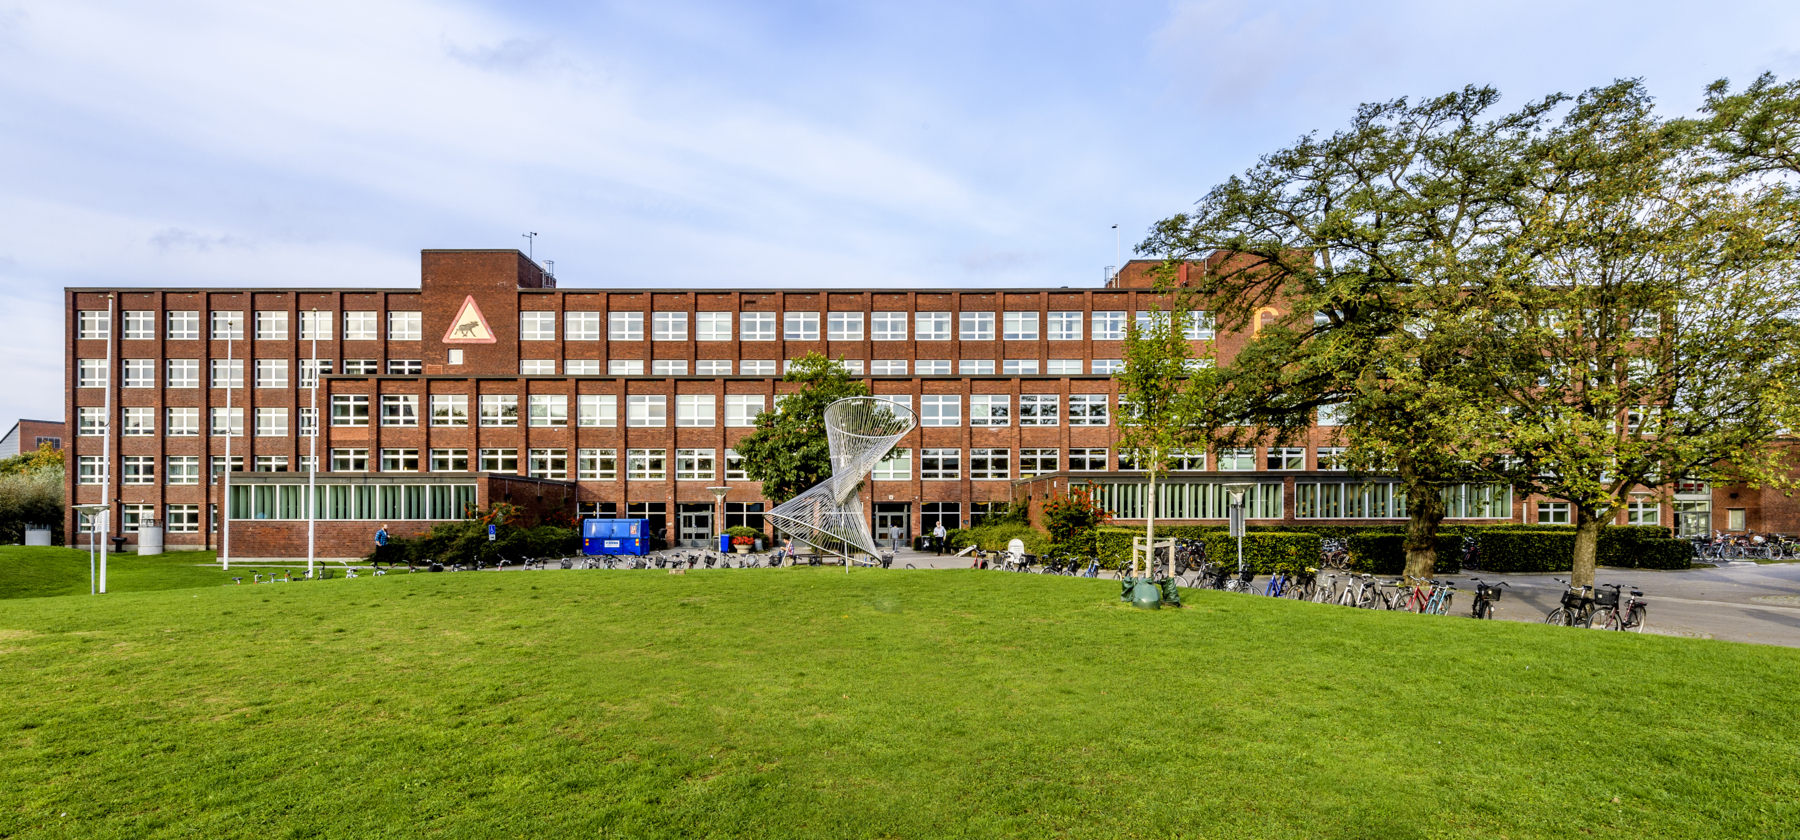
[442,295,496,344]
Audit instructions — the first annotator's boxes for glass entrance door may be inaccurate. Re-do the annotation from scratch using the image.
[873,503,910,548]
[677,504,713,547]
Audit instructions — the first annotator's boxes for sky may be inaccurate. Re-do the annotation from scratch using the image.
[0,0,1797,426]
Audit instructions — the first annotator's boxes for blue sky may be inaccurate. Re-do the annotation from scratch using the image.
[1,0,1797,425]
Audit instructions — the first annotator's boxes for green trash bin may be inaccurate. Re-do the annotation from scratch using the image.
[1130,579,1162,610]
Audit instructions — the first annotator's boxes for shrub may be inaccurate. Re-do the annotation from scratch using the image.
[372,509,578,566]
[1042,488,1111,544]
[1477,530,1577,573]
[1345,534,1461,576]
[725,526,761,539]
[949,522,1051,555]
[1200,532,1323,575]
[1628,538,1694,570]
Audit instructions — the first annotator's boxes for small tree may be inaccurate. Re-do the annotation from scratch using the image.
[734,353,872,505]
[1041,486,1112,549]
[1116,292,1209,577]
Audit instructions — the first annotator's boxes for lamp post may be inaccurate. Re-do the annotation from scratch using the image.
[1221,482,1256,579]
[73,504,109,595]
[707,486,730,552]
[100,293,115,593]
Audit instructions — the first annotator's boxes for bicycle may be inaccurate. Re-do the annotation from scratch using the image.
[1467,578,1508,619]
[1586,583,1649,632]
[1543,579,1595,627]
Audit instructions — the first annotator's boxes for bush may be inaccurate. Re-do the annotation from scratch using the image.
[1345,534,1461,576]
[948,523,1051,555]
[725,526,761,539]
[373,513,579,566]
[1474,525,1689,572]
[1635,538,1694,570]
[1042,488,1111,544]
[1200,532,1323,575]
[1477,530,1577,573]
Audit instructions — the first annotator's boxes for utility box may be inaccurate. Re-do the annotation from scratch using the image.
[583,518,650,556]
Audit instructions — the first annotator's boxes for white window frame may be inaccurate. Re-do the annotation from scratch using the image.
[828,311,864,341]
[695,311,732,342]
[959,311,994,341]
[653,312,688,341]
[528,395,568,427]
[519,311,557,341]
[784,311,820,341]
[479,395,519,427]
[565,311,601,341]
[1068,394,1109,426]
[915,312,951,341]
[920,395,961,427]
[969,394,1010,426]
[740,312,776,341]
[676,394,716,427]
[255,311,289,340]
[627,395,667,427]
[871,311,908,341]
[342,311,378,341]
[578,394,617,427]
[1003,311,1039,341]
[609,312,644,341]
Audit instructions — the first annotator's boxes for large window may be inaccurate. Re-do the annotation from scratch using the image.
[166,504,200,533]
[343,311,377,340]
[77,310,110,340]
[916,312,951,341]
[608,360,644,375]
[960,311,994,341]
[1627,496,1660,525]
[1003,359,1038,375]
[479,395,519,427]
[1069,448,1108,471]
[255,311,288,340]
[921,448,960,479]
[478,448,519,473]
[1216,448,1256,471]
[166,457,200,486]
[431,395,469,427]
[873,448,910,480]
[227,483,476,521]
[381,448,421,472]
[652,360,687,375]
[676,395,715,427]
[77,407,105,436]
[577,394,617,427]
[1068,395,1109,426]
[676,449,715,480]
[578,449,618,480]
[1094,482,1285,520]
[1020,394,1060,426]
[920,395,961,427]
[969,448,1010,479]
[210,359,243,389]
[520,311,557,341]
[828,312,863,341]
[653,312,687,341]
[1019,448,1058,476]
[528,395,567,427]
[167,407,199,436]
[77,455,105,484]
[627,449,667,480]
[726,395,764,426]
[696,360,731,375]
[430,449,469,471]
[255,359,288,388]
[167,359,199,388]
[528,449,568,480]
[167,310,200,340]
[696,311,732,341]
[255,407,288,437]
[332,395,370,427]
[122,456,155,485]
[628,395,667,427]
[122,359,155,388]
[1003,311,1039,340]
[609,312,644,341]
[1047,311,1082,341]
[120,310,154,340]
[1537,501,1571,524]
[959,360,994,375]
[298,310,333,340]
[210,407,244,437]
[969,395,1009,426]
[784,312,819,341]
[566,311,600,341]
[379,395,419,426]
[740,312,776,341]
[1092,311,1126,340]
[871,360,907,375]
[871,312,907,341]
[331,448,370,472]
[77,359,106,389]
[211,311,244,340]
[1266,447,1306,470]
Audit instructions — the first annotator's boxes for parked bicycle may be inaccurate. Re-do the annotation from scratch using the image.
[1543,579,1596,627]
[1585,583,1649,632]
[1467,578,1508,620]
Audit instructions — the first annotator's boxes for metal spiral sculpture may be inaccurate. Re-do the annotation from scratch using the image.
[765,397,917,560]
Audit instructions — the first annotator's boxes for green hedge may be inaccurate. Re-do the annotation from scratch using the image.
[1200,532,1323,575]
[948,523,1052,554]
[1634,539,1695,570]
[1344,534,1461,576]
[1476,531,1576,573]
[1475,525,1688,573]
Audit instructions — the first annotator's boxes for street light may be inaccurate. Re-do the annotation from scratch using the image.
[707,486,730,552]
[1220,482,1257,580]
[73,504,109,595]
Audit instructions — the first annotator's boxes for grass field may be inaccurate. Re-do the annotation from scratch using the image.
[0,546,308,600]
[1,564,1796,839]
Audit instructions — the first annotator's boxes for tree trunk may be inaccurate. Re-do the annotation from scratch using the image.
[1402,470,1447,583]
[1571,505,1602,589]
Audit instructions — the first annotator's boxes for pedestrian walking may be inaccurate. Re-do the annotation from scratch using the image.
[932,521,947,556]
[888,523,902,552]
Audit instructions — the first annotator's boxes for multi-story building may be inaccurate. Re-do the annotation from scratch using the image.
[66,249,1761,558]
[0,419,64,458]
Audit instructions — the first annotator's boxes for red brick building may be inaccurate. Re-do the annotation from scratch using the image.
[0,419,64,458]
[64,250,1774,558]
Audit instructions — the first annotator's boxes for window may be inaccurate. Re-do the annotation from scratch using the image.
[167,359,199,388]
[871,360,907,375]
[920,395,961,426]
[609,360,644,375]
[1267,447,1306,470]
[123,310,155,340]
[78,455,105,484]
[210,359,243,389]
[842,360,865,375]
[167,407,199,436]
[578,449,618,480]
[211,407,244,437]
[210,311,243,340]
[959,360,994,375]
[479,395,519,427]
[725,395,765,427]
[520,359,556,375]
[299,408,317,437]
[1218,448,1256,471]
[740,359,778,376]
[1728,508,1746,531]
[332,448,370,472]
[211,456,244,475]
[828,312,863,341]
[921,448,961,479]
[1629,311,1661,339]
[1003,311,1039,341]
[916,360,951,375]
[725,449,748,481]
[1068,394,1109,426]
[519,311,556,341]
[578,394,617,427]
[528,449,568,480]
[75,311,107,341]
[381,359,420,375]
[167,310,200,340]
[255,311,288,340]
[77,407,106,436]
[165,504,200,533]
[430,395,469,426]
[628,395,667,427]
[118,503,156,534]
[255,456,288,472]
[609,312,644,341]
[529,395,568,427]
[676,449,715,480]
[1069,448,1108,471]
[1092,311,1126,340]
[784,312,819,341]
[1019,448,1059,476]
[627,449,667,480]
[430,449,469,471]
[652,360,687,376]
[693,311,731,342]
[255,359,288,388]
[255,407,288,437]
[1047,359,1083,375]
[122,359,154,388]
[343,359,378,375]
[1091,359,1124,375]
[332,395,370,426]
[478,448,519,473]
[565,360,600,375]
[341,311,377,340]
[117,457,153,486]
[123,407,154,436]
[672,394,715,427]
[916,312,951,341]
[1317,404,1347,426]
[166,457,200,486]
[381,448,420,472]
[695,360,731,375]
[1318,447,1347,470]
[1537,502,1571,524]
[381,394,419,426]
[970,395,1010,426]
[740,312,776,341]
[955,311,992,341]
[1183,358,1214,373]
[1187,311,1216,340]
[871,312,908,341]
[651,312,687,341]
[78,359,107,388]
[298,310,333,340]
[1627,497,1660,525]
[1003,359,1039,375]
[873,448,911,480]
[970,448,1010,479]
[1043,311,1081,341]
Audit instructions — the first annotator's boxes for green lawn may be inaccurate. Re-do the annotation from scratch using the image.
[0,546,314,599]
[0,568,1795,839]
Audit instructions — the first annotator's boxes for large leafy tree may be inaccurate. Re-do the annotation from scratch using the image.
[1141,86,1555,581]
[1485,81,1800,587]
[735,353,872,505]
[1116,293,1210,577]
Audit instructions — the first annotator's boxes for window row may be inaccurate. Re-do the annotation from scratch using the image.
[527,358,1128,376]
[76,310,418,342]
[524,310,1215,342]
[75,358,415,389]
[221,483,479,521]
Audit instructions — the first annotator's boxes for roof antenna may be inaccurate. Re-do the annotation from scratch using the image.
[522,231,537,260]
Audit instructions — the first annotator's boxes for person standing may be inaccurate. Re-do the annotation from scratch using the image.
[932,521,947,556]
[889,523,902,553]
[373,524,389,569]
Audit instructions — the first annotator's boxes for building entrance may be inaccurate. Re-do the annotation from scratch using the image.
[677,503,713,547]
[873,503,910,547]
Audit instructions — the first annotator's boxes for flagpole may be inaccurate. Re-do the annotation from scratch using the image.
[308,309,318,579]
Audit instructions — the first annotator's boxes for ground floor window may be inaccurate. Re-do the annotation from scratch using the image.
[1536,502,1570,524]
[1728,508,1746,531]
[1626,497,1660,525]
[921,502,960,533]
[725,502,764,530]
[166,504,200,533]
[226,483,475,521]
[121,503,155,533]
[1090,481,1283,520]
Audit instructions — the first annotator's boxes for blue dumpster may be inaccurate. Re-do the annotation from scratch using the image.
[719,534,731,553]
[583,518,650,556]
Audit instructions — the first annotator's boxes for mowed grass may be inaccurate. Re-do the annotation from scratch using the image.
[1,568,1796,839]
[0,546,306,600]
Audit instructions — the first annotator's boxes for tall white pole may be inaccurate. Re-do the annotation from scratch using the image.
[222,318,233,570]
[307,309,318,579]
[100,293,114,594]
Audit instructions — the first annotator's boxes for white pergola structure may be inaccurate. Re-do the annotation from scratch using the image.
[765,397,917,561]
